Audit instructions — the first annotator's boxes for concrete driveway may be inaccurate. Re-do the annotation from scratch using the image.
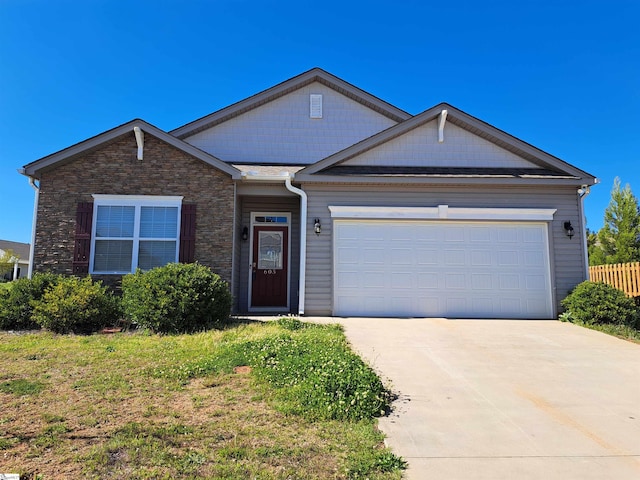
[306,317,640,480]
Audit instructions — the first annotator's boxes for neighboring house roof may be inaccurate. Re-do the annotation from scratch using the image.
[0,240,30,263]
[21,119,242,179]
[170,67,412,139]
[296,103,596,185]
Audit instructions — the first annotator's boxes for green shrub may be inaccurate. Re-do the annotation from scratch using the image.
[561,281,638,327]
[0,272,62,330]
[32,276,121,334]
[121,263,232,333]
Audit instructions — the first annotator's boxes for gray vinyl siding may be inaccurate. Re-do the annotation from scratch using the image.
[182,82,398,165]
[344,120,535,169]
[303,183,586,317]
[232,185,242,312]
[237,196,301,313]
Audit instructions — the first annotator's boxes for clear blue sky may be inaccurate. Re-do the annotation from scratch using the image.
[1,0,638,245]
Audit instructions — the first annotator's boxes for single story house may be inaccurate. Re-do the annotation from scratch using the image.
[20,68,597,319]
[0,240,30,281]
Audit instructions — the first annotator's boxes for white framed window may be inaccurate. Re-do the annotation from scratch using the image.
[90,195,183,274]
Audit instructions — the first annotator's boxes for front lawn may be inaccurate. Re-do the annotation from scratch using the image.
[0,320,405,479]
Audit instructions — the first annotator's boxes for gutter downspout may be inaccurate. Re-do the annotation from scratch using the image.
[27,176,40,279]
[284,174,307,316]
[578,182,596,280]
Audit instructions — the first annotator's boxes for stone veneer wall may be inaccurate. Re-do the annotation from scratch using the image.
[33,131,235,286]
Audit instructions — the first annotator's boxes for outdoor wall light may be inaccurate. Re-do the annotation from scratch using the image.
[241,226,248,241]
[563,221,574,239]
[314,218,321,235]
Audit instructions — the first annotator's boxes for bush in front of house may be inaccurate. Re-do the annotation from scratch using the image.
[31,276,121,334]
[0,272,62,330]
[121,263,232,333]
[561,281,638,328]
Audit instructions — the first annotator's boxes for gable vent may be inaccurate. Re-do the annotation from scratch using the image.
[310,94,323,118]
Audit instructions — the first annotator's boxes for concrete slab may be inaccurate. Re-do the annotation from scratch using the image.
[304,317,640,480]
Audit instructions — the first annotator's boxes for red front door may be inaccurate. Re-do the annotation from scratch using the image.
[251,225,288,308]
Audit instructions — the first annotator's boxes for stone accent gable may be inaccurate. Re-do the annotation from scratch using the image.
[34,132,234,284]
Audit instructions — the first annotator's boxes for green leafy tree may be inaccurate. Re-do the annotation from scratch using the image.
[589,178,640,265]
[0,249,18,279]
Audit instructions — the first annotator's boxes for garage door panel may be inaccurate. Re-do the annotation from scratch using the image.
[391,248,412,265]
[417,249,439,265]
[362,248,385,264]
[445,250,466,265]
[391,272,413,289]
[337,270,360,288]
[445,227,466,242]
[468,226,492,242]
[418,273,439,289]
[445,273,466,289]
[470,250,492,266]
[522,226,544,242]
[524,250,544,266]
[363,274,385,288]
[471,273,493,289]
[333,220,552,319]
[499,274,520,289]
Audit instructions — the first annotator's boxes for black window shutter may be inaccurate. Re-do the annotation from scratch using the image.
[179,204,196,263]
[73,202,93,274]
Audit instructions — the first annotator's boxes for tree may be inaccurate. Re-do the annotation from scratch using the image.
[0,249,18,277]
[588,177,640,265]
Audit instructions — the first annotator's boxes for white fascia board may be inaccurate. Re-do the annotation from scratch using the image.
[328,205,557,221]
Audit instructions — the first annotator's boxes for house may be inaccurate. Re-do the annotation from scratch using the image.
[20,68,597,319]
[0,240,30,280]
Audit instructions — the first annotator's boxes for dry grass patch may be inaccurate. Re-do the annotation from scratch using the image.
[0,323,403,479]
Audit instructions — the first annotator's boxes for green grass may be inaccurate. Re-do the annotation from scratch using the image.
[571,319,640,343]
[0,319,405,479]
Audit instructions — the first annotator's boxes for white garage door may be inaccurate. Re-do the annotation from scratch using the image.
[333,220,553,318]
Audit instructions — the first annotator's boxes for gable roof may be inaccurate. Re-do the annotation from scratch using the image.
[170,67,412,139]
[295,103,596,185]
[21,119,242,179]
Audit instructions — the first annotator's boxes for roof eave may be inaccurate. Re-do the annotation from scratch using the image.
[170,67,412,139]
[21,119,242,180]
[293,173,592,187]
[299,102,597,182]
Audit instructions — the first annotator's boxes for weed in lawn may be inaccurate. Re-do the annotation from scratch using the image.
[41,412,65,423]
[34,423,71,448]
[0,378,45,395]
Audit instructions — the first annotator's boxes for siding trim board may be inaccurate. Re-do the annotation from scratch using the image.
[327,205,557,221]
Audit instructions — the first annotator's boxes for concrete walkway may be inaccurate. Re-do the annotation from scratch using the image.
[305,317,640,480]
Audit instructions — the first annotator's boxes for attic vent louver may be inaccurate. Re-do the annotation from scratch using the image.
[310,94,322,118]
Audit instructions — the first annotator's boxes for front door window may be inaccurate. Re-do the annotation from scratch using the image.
[258,232,283,270]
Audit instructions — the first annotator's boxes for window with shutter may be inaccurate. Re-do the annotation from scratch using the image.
[90,195,185,274]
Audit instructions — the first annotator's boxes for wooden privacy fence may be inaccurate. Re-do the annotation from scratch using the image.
[589,262,640,297]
